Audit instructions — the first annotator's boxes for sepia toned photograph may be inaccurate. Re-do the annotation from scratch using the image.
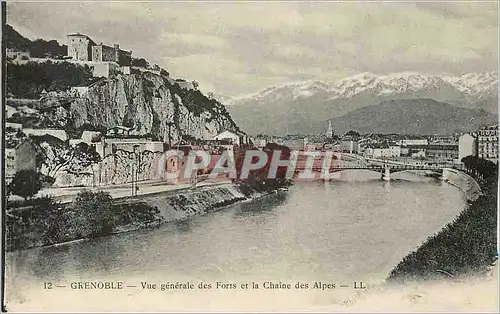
[1,1,499,312]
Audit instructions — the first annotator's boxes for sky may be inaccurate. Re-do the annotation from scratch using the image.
[6,1,499,97]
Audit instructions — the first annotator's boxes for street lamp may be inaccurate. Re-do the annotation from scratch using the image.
[131,145,140,196]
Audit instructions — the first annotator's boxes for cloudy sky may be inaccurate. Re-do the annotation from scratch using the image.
[6,1,499,96]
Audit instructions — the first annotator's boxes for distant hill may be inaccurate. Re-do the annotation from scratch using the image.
[320,98,498,135]
[4,24,67,58]
[227,72,498,135]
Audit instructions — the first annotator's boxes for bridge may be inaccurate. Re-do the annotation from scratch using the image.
[328,164,445,180]
[294,152,460,181]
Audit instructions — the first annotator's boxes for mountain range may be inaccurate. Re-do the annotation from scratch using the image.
[222,72,498,135]
[324,98,497,135]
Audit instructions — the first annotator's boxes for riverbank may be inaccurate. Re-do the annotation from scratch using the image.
[387,168,497,283]
[5,172,472,312]
[441,168,482,201]
[4,181,287,252]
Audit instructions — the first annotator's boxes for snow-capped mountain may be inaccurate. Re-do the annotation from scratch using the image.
[232,72,498,104]
[226,72,498,135]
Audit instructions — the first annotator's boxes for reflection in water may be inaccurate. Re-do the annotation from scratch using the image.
[174,219,194,233]
[5,172,467,311]
[235,191,288,216]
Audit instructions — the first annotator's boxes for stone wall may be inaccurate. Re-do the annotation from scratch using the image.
[442,168,482,201]
[52,149,164,187]
[143,184,246,222]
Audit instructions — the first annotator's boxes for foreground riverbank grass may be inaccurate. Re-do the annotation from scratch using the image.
[5,191,163,251]
[387,171,498,282]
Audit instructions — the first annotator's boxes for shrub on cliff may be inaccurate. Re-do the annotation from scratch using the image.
[6,61,93,99]
[113,201,161,225]
[9,170,43,201]
[32,197,73,245]
[131,57,149,68]
[71,190,116,238]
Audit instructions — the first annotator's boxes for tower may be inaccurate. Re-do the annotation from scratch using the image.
[67,33,95,61]
[326,121,333,138]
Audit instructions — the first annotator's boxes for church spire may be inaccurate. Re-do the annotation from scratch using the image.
[326,121,333,138]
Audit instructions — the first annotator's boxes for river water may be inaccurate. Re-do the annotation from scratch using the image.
[5,171,468,312]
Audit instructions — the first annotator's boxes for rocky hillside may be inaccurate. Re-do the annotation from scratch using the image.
[12,70,241,142]
[321,98,498,135]
[226,72,498,135]
[74,72,240,141]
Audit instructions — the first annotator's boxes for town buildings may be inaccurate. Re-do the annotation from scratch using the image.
[400,144,458,162]
[5,140,39,182]
[425,144,459,162]
[429,134,459,144]
[326,121,333,139]
[6,48,30,65]
[477,124,499,163]
[253,137,268,149]
[340,140,359,154]
[305,142,325,151]
[282,138,308,151]
[363,144,401,159]
[397,139,428,146]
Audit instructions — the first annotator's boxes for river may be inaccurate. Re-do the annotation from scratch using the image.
[4,171,468,312]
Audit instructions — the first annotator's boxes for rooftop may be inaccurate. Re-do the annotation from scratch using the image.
[67,32,90,38]
[480,124,499,130]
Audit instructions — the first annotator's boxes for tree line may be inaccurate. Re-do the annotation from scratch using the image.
[460,155,498,182]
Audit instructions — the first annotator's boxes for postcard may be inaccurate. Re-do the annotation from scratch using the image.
[2,1,498,312]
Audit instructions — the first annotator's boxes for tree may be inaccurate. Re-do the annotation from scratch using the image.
[118,53,132,66]
[160,68,170,77]
[9,170,43,201]
[32,196,71,245]
[461,155,475,175]
[67,142,102,173]
[131,57,149,68]
[71,191,115,238]
[344,130,361,138]
[461,155,497,181]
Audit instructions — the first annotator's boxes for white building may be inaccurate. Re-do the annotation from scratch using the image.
[213,130,242,146]
[283,138,307,151]
[69,130,102,146]
[23,128,68,142]
[6,122,22,130]
[253,138,267,149]
[389,145,401,157]
[397,139,428,146]
[458,133,477,161]
[364,145,400,159]
[340,140,359,154]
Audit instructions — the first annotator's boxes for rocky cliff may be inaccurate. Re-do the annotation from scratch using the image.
[46,71,241,141]
[8,70,243,187]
